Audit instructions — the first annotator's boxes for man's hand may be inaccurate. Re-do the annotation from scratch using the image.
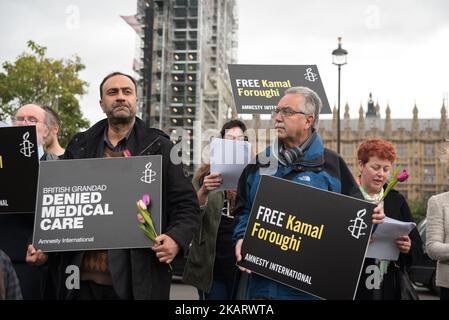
[396,235,411,254]
[26,244,48,266]
[372,202,385,224]
[151,234,180,265]
[235,239,251,274]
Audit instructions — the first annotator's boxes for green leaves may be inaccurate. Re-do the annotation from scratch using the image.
[137,205,157,241]
[136,199,173,271]
[0,40,89,146]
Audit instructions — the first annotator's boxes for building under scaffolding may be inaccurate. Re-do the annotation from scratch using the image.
[135,0,238,175]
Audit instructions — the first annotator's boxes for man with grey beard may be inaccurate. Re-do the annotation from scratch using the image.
[27,72,200,300]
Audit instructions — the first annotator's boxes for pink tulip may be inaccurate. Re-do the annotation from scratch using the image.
[397,169,409,182]
[142,194,151,206]
[137,214,145,224]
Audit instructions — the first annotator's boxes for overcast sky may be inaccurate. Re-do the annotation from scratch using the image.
[0,0,137,124]
[1,0,448,124]
[238,0,449,121]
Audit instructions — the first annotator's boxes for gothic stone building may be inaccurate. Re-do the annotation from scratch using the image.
[244,94,449,201]
[318,94,449,201]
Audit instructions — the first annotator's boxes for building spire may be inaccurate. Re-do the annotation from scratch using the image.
[375,100,380,119]
[440,100,447,138]
[344,101,350,129]
[385,103,392,137]
[358,103,365,134]
[412,102,419,136]
[366,92,376,118]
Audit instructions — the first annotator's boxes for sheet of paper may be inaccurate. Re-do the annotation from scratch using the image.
[210,138,252,191]
[366,216,416,260]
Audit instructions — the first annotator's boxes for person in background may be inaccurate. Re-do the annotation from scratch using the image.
[183,119,247,300]
[42,106,65,156]
[0,249,22,300]
[355,139,422,299]
[426,145,449,300]
[0,103,55,300]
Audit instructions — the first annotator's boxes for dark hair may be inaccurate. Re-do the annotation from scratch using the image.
[99,72,137,98]
[194,119,248,183]
[42,105,61,128]
[219,119,247,138]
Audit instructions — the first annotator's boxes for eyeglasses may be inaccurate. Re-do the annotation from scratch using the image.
[13,116,41,125]
[272,107,309,118]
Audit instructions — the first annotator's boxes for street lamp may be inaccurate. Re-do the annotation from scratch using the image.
[332,37,348,154]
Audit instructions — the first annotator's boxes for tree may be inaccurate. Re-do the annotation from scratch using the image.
[0,40,90,146]
[408,197,428,224]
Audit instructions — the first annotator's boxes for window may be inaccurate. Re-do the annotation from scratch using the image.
[396,144,407,158]
[175,0,187,6]
[342,144,354,158]
[424,165,435,184]
[424,144,435,158]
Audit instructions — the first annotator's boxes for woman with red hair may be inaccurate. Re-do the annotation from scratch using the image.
[355,139,422,300]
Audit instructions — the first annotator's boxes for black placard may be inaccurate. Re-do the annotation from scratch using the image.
[237,175,375,300]
[0,126,39,214]
[228,64,331,114]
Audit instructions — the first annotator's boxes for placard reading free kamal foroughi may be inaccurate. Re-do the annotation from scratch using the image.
[237,176,375,300]
[32,156,162,252]
[0,126,39,214]
[228,64,331,114]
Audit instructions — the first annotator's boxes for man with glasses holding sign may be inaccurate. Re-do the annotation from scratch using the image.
[233,87,385,300]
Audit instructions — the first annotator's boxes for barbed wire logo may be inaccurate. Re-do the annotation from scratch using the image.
[141,162,156,184]
[20,132,35,158]
[304,67,318,82]
[348,208,368,239]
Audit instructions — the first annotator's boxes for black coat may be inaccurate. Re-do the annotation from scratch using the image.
[45,118,200,299]
[0,152,56,300]
[356,189,423,300]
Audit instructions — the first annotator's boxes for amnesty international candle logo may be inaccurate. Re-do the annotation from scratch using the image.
[228,64,331,114]
[348,209,368,239]
[304,67,318,82]
[32,156,162,252]
[20,131,35,158]
[141,162,156,184]
[238,176,375,300]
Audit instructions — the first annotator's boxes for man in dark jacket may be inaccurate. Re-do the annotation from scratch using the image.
[27,72,200,300]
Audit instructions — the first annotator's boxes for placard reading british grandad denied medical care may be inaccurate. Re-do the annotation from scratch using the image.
[32,156,162,252]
